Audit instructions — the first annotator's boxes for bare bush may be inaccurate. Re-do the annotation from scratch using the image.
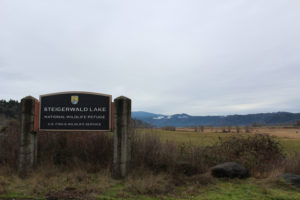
[38,132,114,171]
[0,119,20,168]
[200,126,204,133]
[131,132,286,177]
[227,126,232,133]
[162,126,176,131]
[245,126,251,133]
[284,152,300,174]
[235,126,240,133]
[207,134,285,178]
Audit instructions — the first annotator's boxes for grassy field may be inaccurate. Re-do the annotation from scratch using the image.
[0,127,300,199]
[136,127,300,154]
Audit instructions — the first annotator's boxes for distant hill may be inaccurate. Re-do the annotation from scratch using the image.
[132,111,300,127]
[132,111,167,119]
[131,118,153,128]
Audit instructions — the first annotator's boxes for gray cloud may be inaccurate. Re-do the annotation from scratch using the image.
[0,0,299,115]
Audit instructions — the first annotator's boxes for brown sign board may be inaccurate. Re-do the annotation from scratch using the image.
[39,91,112,131]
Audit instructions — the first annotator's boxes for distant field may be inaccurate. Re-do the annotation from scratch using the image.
[136,126,300,154]
[176,126,300,139]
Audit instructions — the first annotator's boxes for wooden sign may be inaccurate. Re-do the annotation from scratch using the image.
[39,91,112,131]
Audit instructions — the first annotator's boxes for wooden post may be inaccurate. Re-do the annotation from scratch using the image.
[18,96,38,177]
[112,96,131,179]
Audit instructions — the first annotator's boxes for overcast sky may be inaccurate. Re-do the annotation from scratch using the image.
[0,0,299,115]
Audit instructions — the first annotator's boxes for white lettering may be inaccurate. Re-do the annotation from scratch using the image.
[43,107,108,112]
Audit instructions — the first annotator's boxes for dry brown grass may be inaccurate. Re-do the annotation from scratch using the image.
[0,164,116,199]
[255,127,300,139]
[283,152,300,174]
[125,170,216,198]
[176,126,300,139]
[178,126,300,139]
[0,164,218,199]
[126,172,174,195]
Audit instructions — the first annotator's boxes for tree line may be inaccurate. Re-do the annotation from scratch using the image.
[0,100,20,125]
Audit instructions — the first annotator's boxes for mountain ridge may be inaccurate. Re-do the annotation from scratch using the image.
[132,111,300,127]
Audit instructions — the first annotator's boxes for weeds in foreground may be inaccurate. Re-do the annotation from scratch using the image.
[0,123,299,179]
[131,132,286,178]
[284,152,300,174]
[0,123,300,199]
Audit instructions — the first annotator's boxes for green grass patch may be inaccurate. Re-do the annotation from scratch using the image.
[0,192,35,199]
[281,139,300,154]
[99,183,125,198]
[192,180,300,200]
[82,179,300,200]
[3,180,300,200]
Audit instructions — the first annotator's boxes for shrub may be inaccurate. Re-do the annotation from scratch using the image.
[283,152,300,174]
[131,133,285,177]
[38,132,114,170]
[235,126,240,133]
[0,119,20,168]
[207,134,284,177]
[244,126,251,133]
[162,126,176,131]
[227,126,232,133]
[200,126,204,132]
[131,131,176,172]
